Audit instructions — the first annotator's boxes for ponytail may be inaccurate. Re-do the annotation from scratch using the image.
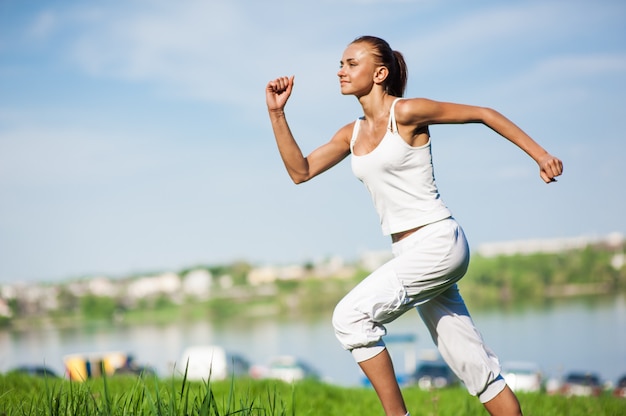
[389,50,408,97]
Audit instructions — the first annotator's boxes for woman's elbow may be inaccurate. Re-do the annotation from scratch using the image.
[291,174,310,185]
[481,107,504,123]
[287,165,312,184]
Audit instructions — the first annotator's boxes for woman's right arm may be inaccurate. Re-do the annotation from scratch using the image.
[266,76,351,184]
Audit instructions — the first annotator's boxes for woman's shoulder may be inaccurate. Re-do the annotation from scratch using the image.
[394,97,434,125]
[394,97,431,111]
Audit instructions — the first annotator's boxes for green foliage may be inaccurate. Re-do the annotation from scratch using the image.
[55,287,80,314]
[461,247,626,307]
[206,297,245,320]
[273,278,347,317]
[208,261,252,287]
[80,295,118,320]
[154,294,175,309]
[1,373,624,416]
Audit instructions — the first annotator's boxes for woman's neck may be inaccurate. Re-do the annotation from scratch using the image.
[358,90,392,122]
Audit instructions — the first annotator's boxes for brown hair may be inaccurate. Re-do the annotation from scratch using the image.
[351,36,408,97]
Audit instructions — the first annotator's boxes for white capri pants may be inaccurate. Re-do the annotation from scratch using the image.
[332,218,506,402]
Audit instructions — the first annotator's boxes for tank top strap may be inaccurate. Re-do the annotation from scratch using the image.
[387,98,404,133]
[350,117,364,153]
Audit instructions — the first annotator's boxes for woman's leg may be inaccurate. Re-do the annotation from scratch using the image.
[332,260,411,415]
[358,349,408,416]
[483,385,522,416]
[417,285,522,415]
[332,219,470,415]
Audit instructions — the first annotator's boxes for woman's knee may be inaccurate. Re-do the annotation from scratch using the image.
[331,298,348,334]
[332,296,355,343]
[332,296,385,351]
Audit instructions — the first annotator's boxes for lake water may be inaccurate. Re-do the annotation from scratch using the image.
[1,294,625,387]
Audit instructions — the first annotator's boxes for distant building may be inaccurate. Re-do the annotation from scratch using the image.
[182,269,213,299]
[312,256,355,279]
[359,250,393,272]
[126,272,181,300]
[88,276,118,297]
[247,266,280,286]
[247,264,307,286]
[0,298,12,318]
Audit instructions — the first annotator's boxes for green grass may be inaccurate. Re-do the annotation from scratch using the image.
[0,373,624,416]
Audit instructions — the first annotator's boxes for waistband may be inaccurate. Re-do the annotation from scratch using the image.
[391,217,454,257]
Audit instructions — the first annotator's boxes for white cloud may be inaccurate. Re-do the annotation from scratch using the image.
[70,1,241,77]
[27,10,58,39]
[26,1,382,105]
[397,1,625,76]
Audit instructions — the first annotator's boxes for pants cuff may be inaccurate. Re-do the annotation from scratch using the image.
[478,374,507,403]
[351,343,386,363]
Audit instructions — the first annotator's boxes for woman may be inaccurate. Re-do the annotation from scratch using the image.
[265,36,562,416]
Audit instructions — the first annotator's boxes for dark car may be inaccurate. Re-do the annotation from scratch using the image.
[560,372,603,397]
[9,365,59,378]
[113,363,156,377]
[411,361,458,389]
[613,375,626,398]
[113,354,156,378]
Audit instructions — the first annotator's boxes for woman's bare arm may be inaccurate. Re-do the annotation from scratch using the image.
[396,98,564,183]
[267,76,351,184]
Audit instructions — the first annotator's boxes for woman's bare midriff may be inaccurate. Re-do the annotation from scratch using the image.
[391,225,424,243]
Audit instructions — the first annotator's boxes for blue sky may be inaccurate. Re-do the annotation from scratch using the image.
[1,0,625,283]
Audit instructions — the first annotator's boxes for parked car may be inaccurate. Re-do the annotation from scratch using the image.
[613,374,626,398]
[64,351,148,381]
[545,376,563,395]
[113,355,156,378]
[501,361,543,393]
[560,372,603,397]
[252,356,320,383]
[178,345,250,382]
[8,365,59,378]
[411,361,458,390]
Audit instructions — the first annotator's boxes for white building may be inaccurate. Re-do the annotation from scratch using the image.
[182,269,213,299]
[476,232,624,258]
[126,272,181,300]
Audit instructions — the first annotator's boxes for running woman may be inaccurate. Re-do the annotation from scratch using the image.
[265,36,563,416]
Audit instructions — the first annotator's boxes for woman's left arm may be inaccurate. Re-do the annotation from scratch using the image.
[397,98,563,183]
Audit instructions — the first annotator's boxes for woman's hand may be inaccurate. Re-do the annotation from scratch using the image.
[266,76,294,113]
[538,153,563,183]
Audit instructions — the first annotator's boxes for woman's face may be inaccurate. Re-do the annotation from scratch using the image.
[337,42,378,97]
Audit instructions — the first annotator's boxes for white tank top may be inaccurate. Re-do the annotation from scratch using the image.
[350,98,452,236]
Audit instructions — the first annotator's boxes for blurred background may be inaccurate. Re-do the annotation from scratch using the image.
[1,0,625,397]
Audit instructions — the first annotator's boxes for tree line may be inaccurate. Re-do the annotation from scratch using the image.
[4,245,624,327]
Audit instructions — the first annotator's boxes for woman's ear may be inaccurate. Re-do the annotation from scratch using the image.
[373,66,389,84]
